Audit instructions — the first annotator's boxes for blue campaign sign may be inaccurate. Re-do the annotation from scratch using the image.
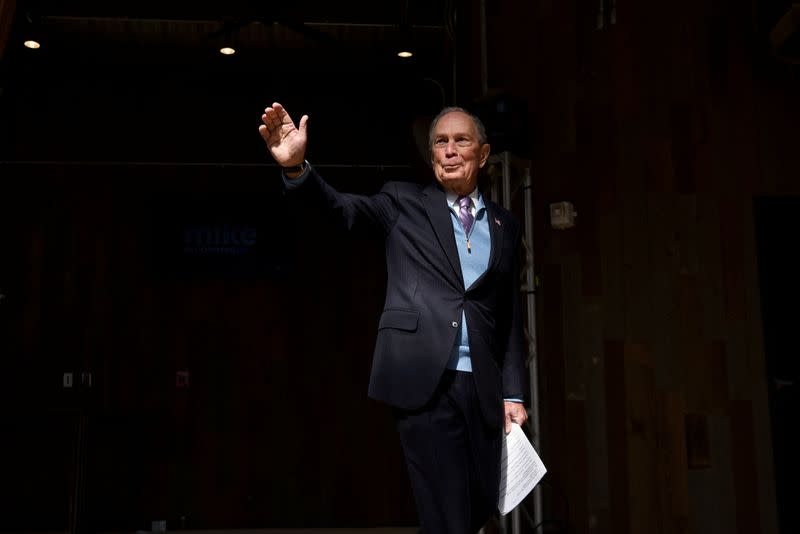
[151,192,294,279]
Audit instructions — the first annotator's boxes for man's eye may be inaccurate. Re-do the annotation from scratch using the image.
[435,140,447,146]
[457,138,470,145]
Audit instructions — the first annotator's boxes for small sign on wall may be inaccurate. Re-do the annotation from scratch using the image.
[151,192,294,279]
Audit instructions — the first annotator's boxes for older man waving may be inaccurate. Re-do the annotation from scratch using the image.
[260,102,528,534]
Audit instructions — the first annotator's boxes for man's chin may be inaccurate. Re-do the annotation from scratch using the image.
[436,176,474,195]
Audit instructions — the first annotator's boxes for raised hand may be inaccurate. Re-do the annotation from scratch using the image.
[259,102,308,168]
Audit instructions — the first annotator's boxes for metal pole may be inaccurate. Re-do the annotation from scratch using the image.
[523,167,544,526]
[487,153,540,534]
[500,152,515,534]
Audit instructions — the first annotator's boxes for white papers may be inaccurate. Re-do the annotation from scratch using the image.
[497,423,547,515]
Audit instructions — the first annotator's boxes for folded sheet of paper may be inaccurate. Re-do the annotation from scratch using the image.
[497,423,547,515]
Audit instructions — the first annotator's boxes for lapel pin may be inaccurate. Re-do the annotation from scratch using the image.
[494,218,502,226]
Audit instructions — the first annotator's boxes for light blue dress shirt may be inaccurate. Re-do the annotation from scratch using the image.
[444,189,490,372]
[445,190,523,404]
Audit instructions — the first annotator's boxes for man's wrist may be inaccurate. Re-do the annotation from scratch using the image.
[282,160,311,189]
[282,160,307,177]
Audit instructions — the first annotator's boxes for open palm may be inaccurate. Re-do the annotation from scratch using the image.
[259,102,308,167]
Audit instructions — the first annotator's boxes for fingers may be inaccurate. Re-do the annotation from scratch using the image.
[258,124,269,142]
[262,103,305,140]
[271,102,296,127]
[504,407,514,434]
[504,402,528,434]
[262,102,284,127]
[512,405,528,425]
[262,107,283,132]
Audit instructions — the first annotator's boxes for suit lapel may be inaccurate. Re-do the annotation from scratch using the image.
[421,183,464,286]
[485,200,505,273]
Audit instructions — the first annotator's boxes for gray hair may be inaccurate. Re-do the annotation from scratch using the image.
[428,106,488,149]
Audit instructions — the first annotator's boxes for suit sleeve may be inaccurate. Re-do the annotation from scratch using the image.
[282,163,399,235]
[501,225,527,401]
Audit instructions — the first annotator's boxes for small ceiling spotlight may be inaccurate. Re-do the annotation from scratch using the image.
[396,1,415,59]
[23,12,43,49]
[217,24,237,55]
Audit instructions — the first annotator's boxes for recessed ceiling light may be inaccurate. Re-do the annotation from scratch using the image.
[24,40,41,49]
[397,50,413,58]
[219,47,236,55]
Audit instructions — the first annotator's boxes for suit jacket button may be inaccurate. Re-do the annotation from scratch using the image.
[451,321,458,328]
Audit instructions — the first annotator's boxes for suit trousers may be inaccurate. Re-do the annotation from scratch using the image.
[394,370,502,534]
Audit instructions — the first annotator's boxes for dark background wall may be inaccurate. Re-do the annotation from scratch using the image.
[1,0,798,532]
[0,1,436,529]
[485,0,798,533]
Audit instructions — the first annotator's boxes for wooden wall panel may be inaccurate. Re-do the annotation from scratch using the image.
[598,194,625,340]
[620,193,653,342]
[541,262,568,516]
[623,346,660,534]
[562,250,588,399]
[695,196,726,341]
[578,199,603,297]
[645,138,676,193]
[566,400,589,534]
[645,193,681,391]
[684,341,729,416]
[687,416,737,534]
[675,275,701,391]
[483,0,790,529]
[738,200,781,534]
[675,196,700,278]
[670,103,698,194]
[22,224,44,354]
[645,192,682,390]
[746,373,781,534]
[724,12,761,195]
[655,392,690,534]
[0,0,15,61]
[604,341,630,534]
[719,199,747,321]
[730,400,761,534]
[582,299,610,532]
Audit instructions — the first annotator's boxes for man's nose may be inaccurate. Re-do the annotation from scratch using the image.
[444,141,458,156]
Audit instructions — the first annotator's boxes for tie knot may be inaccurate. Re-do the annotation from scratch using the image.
[458,196,473,210]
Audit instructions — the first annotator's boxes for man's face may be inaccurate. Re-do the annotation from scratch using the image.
[431,112,490,196]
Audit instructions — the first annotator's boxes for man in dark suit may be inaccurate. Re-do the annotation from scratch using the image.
[259,102,528,533]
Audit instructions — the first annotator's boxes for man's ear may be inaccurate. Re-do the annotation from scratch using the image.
[479,143,491,168]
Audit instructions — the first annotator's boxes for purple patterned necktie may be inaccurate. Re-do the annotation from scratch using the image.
[458,195,474,236]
